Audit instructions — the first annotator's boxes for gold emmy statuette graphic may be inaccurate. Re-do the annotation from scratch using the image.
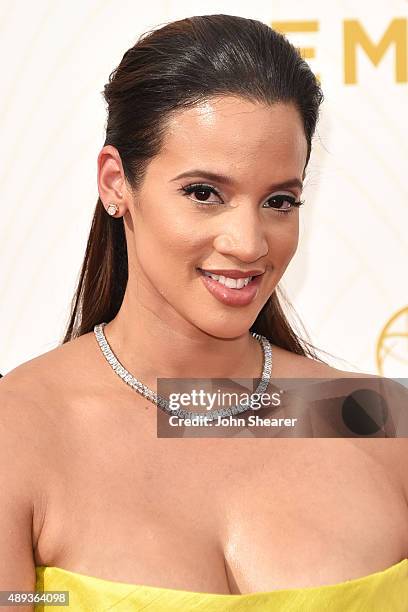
[376,306,408,376]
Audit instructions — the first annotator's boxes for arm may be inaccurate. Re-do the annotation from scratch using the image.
[0,382,39,612]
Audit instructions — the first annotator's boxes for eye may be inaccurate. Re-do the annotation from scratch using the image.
[264,194,305,214]
[178,183,305,214]
[179,183,222,205]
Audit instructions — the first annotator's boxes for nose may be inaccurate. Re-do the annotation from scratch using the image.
[212,204,269,262]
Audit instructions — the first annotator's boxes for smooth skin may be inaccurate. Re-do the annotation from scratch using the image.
[0,97,407,603]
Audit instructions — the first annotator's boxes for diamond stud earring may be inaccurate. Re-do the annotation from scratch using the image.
[107,203,119,216]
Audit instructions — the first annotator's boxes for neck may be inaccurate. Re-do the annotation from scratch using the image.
[102,288,263,386]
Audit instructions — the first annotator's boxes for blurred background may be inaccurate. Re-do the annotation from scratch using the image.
[0,0,407,376]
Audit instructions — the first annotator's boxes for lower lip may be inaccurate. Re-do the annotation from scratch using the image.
[197,269,263,306]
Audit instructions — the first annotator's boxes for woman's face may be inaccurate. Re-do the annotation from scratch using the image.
[122,96,307,339]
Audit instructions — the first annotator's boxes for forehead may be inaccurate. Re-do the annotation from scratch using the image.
[157,96,307,178]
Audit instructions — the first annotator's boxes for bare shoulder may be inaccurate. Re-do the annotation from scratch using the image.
[271,345,408,499]
[0,332,96,441]
[270,343,377,379]
[0,330,99,461]
[0,329,116,451]
[0,333,96,400]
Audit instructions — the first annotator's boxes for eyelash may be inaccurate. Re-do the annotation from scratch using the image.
[178,183,305,215]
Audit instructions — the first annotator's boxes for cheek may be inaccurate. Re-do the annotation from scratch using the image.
[266,217,299,262]
[133,205,201,272]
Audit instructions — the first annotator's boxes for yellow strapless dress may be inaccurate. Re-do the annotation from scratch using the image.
[35,560,408,611]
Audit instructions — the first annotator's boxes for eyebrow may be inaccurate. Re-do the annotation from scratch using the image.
[171,169,303,192]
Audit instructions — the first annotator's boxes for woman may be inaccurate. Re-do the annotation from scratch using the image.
[1,14,407,611]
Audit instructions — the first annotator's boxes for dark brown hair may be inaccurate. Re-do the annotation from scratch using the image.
[62,14,327,361]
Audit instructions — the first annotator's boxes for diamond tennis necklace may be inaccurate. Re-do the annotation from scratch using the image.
[93,322,272,422]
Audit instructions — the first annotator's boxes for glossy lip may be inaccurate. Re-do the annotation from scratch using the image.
[198,268,263,306]
[197,268,265,279]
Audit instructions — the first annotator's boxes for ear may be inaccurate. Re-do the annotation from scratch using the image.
[97,145,130,217]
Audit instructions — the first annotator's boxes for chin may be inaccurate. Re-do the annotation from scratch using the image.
[197,318,257,341]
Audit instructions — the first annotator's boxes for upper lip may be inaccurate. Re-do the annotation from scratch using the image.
[198,268,265,279]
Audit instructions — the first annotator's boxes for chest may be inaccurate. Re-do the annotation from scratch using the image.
[34,407,408,594]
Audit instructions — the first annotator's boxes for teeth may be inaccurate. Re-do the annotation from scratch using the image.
[202,271,253,288]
